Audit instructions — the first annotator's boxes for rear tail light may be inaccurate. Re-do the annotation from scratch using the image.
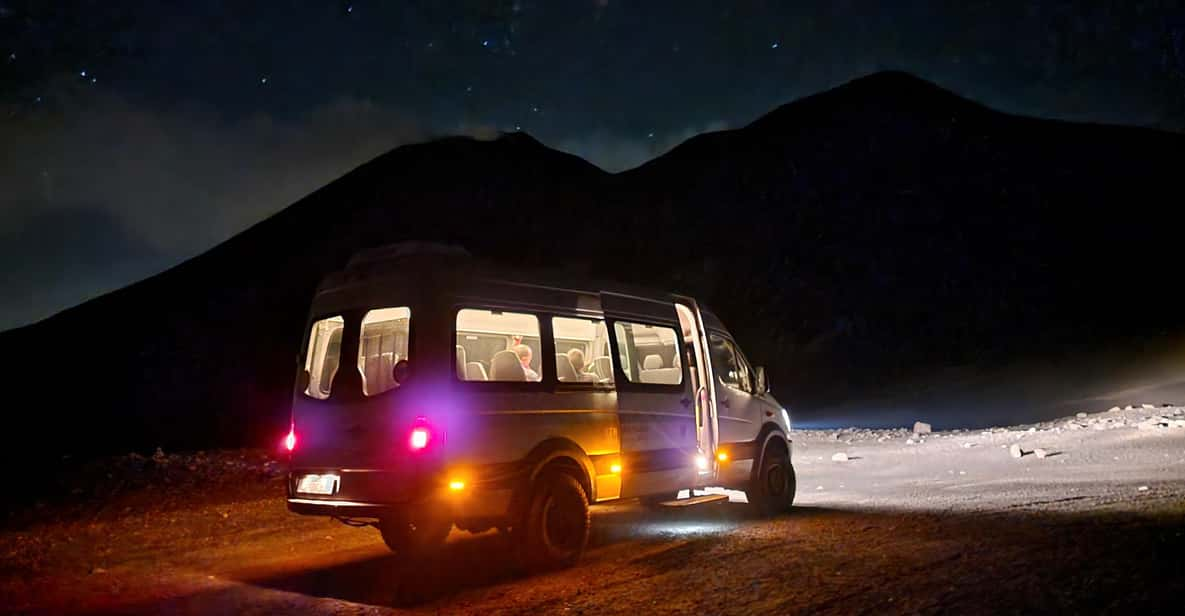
[408,416,439,452]
[284,425,297,452]
[409,427,430,451]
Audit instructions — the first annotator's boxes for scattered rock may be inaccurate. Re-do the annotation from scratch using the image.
[1108,406,1121,413]
[1033,448,1049,459]
[1009,444,1024,458]
[912,421,932,435]
[1137,486,1149,492]
[1142,404,1155,409]
[1076,412,1088,418]
[905,438,915,445]
[961,442,978,448]
[831,452,849,462]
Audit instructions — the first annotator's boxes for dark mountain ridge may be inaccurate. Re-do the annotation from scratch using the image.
[2,71,1182,475]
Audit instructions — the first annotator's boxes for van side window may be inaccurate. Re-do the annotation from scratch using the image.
[303,315,344,399]
[552,316,614,385]
[456,309,542,382]
[358,307,410,396]
[709,335,751,393]
[613,321,682,385]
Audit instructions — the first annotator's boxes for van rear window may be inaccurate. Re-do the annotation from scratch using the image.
[456,309,541,382]
[358,307,410,396]
[303,316,344,399]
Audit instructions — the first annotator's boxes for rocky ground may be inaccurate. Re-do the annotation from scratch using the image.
[2,405,1183,615]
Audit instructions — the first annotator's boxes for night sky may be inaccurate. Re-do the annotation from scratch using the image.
[3,1,1183,331]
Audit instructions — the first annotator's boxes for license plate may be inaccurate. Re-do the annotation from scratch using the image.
[296,473,340,495]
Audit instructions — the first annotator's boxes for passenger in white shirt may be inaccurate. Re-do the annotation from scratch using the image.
[513,344,541,381]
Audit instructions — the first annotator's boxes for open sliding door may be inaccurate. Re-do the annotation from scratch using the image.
[601,292,698,498]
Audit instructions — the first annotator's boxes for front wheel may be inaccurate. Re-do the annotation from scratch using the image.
[520,470,590,571]
[746,443,796,516]
[378,512,452,555]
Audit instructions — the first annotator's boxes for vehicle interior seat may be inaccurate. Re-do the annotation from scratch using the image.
[466,361,488,381]
[593,356,613,380]
[640,353,681,384]
[490,349,526,381]
[555,354,578,382]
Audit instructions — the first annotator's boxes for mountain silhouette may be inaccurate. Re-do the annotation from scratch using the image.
[2,71,1182,473]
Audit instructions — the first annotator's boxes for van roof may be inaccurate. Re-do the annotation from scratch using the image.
[314,244,727,332]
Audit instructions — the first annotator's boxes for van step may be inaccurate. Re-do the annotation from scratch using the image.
[659,493,729,508]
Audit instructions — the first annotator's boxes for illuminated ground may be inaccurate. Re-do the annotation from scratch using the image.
[2,407,1183,614]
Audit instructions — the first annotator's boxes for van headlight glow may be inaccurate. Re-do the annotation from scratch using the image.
[695,454,709,471]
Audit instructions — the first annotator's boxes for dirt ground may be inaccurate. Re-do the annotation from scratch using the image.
[3,408,1184,615]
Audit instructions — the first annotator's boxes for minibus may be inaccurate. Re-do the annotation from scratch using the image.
[286,244,795,569]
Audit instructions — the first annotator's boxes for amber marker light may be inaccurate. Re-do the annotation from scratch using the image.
[717,451,729,462]
[610,463,622,474]
[448,479,466,491]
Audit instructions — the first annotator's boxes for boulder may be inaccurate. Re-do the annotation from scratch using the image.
[831,452,850,462]
[912,421,932,435]
[1033,448,1049,459]
[1009,444,1024,458]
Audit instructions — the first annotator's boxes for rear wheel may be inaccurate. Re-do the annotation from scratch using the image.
[378,511,452,555]
[520,470,590,571]
[747,441,796,516]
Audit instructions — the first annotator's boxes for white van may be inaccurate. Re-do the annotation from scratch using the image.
[286,245,795,569]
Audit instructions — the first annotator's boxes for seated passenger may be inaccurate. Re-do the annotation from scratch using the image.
[566,348,597,382]
[566,348,588,373]
[513,344,541,382]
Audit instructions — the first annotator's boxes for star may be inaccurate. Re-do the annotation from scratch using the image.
[80,70,87,77]
[771,42,780,49]
[260,76,268,84]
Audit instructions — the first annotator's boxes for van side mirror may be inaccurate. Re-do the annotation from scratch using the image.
[392,359,410,384]
[296,368,310,393]
[754,366,769,395]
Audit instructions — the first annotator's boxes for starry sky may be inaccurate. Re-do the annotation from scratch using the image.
[2,1,1184,331]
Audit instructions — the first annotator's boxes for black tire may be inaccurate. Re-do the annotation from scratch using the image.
[520,470,590,571]
[378,511,452,555]
[747,442,796,516]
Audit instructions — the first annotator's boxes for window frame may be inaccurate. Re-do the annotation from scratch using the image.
[453,305,550,387]
[607,318,686,390]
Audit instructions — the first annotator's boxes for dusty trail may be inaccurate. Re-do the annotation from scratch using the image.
[3,406,1183,614]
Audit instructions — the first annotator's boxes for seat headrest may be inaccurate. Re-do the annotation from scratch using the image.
[555,354,578,381]
[643,354,664,370]
[491,350,525,381]
[455,345,466,377]
[466,361,488,381]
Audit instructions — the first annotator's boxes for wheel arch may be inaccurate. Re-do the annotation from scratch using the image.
[513,437,596,513]
[749,422,792,485]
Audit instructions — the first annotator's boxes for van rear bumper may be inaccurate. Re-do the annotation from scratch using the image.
[286,467,517,521]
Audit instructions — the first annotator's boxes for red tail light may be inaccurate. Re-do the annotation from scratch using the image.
[409,427,430,451]
[284,425,297,452]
